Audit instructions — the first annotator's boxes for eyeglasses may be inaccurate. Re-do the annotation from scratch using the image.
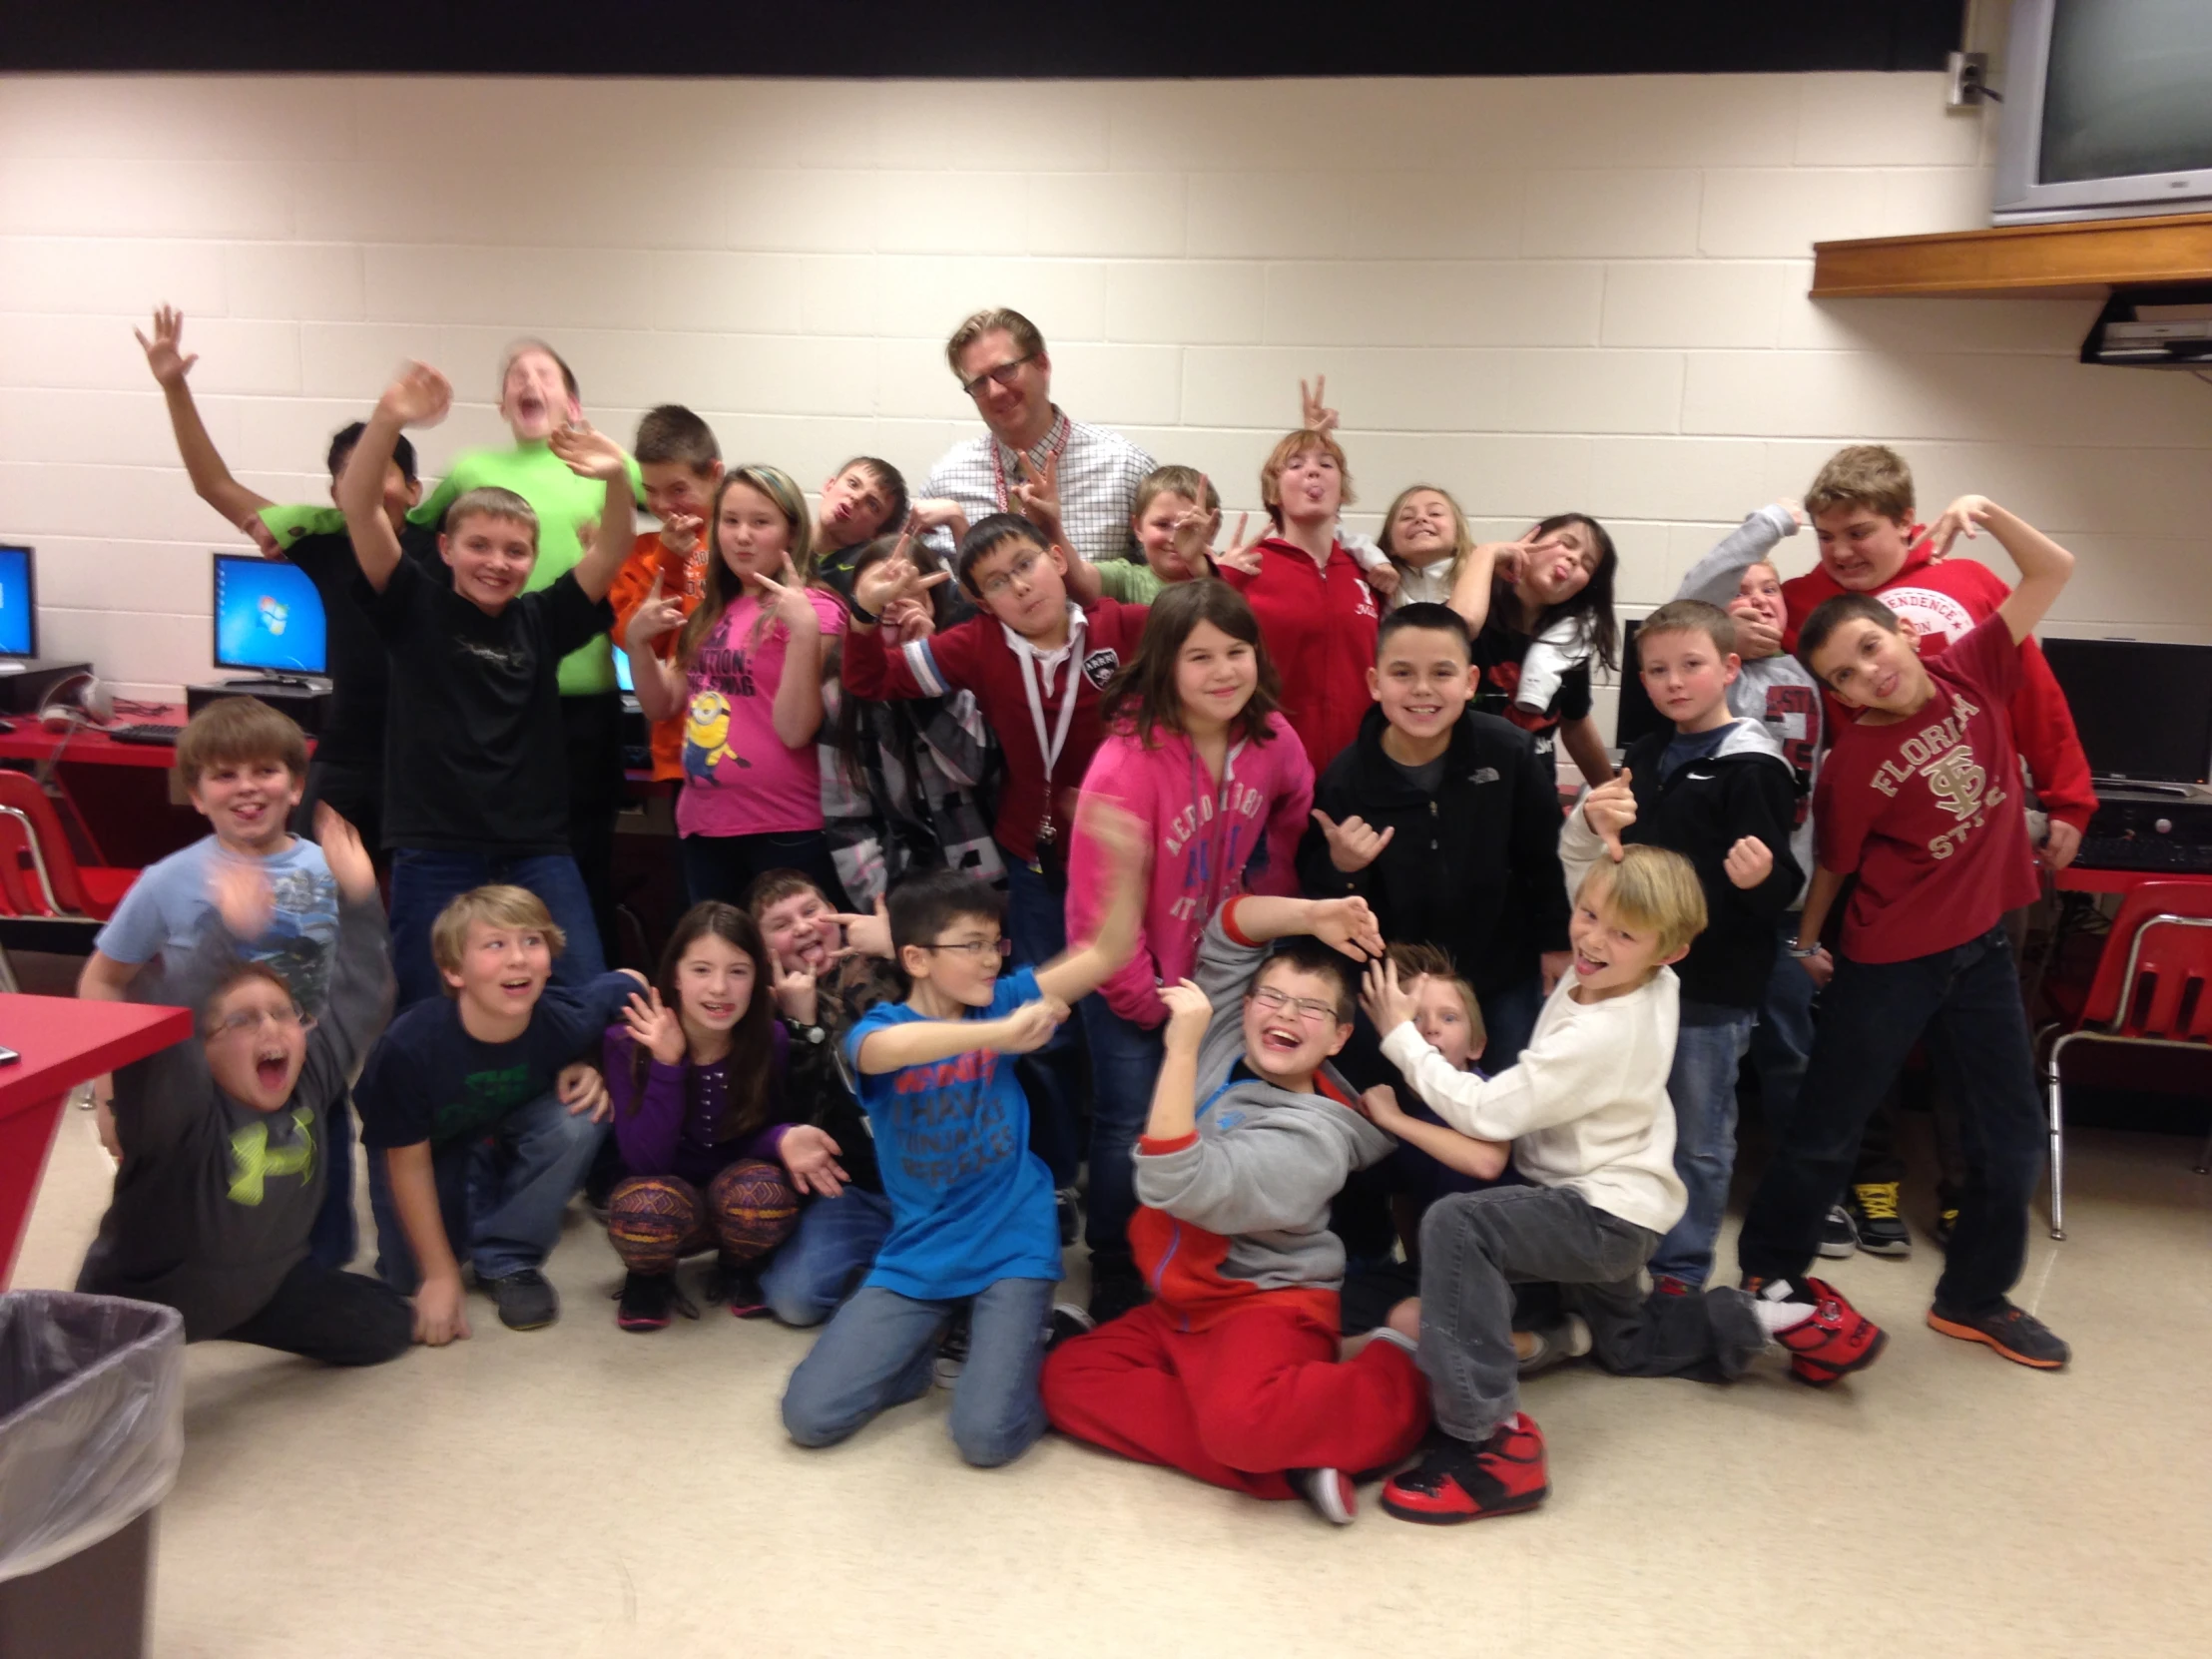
[959,352,1037,398]
[211,1006,312,1038]
[1249,986,1341,1025]
[922,936,1012,959]
[976,549,1045,601]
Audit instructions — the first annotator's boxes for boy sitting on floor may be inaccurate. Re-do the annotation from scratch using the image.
[79,808,409,1368]
[1041,893,1431,1527]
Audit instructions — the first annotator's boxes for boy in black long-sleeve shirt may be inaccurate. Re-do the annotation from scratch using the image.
[78,808,409,1367]
[1559,600,1800,1293]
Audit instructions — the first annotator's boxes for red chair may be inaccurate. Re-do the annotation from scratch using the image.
[2037,880,2212,1240]
[0,770,137,921]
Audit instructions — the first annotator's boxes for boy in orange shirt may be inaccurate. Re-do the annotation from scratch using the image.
[608,406,724,781]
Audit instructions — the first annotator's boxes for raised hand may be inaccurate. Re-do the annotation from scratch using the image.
[1310,895,1384,962]
[1723,834,1773,890]
[1158,977,1212,1043]
[779,1123,848,1198]
[622,988,687,1065]
[769,957,819,1027]
[1928,493,1997,560]
[312,803,376,907]
[378,361,453,429]
[624,569,685,653]
[1300,373,1340,435]
[207,855,276,941]
[1211,511,1263,577]
[1311,809,1395,873]
[1476,530,1547,587]
[1360,956,1418,1036]
[136,305,197,388]
[830,896,893,960]
[1012,451,1063,542]
[1581,768,1637,861]
[557,1060,612,1123]
[998,995,1071,1054]
[660,511,704,561]
[548,421,630,482]
[755,555,822,635]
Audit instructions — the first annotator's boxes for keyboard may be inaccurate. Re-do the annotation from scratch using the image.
[2076,835,2212,873]
[106,723,185,746]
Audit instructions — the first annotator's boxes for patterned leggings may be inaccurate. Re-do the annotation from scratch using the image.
[608,1161,801,1276]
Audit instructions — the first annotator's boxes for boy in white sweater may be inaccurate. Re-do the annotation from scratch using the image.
[1359,845,1885,1524]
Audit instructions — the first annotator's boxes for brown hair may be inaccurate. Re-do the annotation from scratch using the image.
[176,695,307,791]
[944,307,1046,379]
[679,464,819,667]
[442,485,538,546]
[1577,845,1707,960]
[1796,592,1903,677]
[200,960,295,1036]
[634,404,720,471]
[1259,429,1355,530]
[430,885,564,992]
[1133,464,1221,522]
[638,901,776,1143]
[1385,940,1485,1053]
[1379,483,1474,585]
[1101,578,1282,749]
[498,337,579,401]
[1637,598,1736,662]
[1806,444,1915,523]
[829,457,909,548]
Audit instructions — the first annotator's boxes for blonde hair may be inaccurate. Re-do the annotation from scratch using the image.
[442,485,538,546]
[1577,845,1707,961]
[1379,483,1474,585]
[1132,463,1220,522]
[430,884,565,990]
[1259,429,1355,530]
[1806,444,1915,524]
[679,464,818,667]
[1385,941,1485,1053]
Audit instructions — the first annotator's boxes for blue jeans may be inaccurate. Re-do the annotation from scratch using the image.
[1647,1006,1757,1288]
[387,848,606,1009]
[1739,925,2044,1315]
[366,1091,606,1287]
[758,1189,895,1328]
[1075,997,1165,1283]
[781,1276,1057,1467]
[1749,915,1818,1147]
[1001,850,1087,1189]
[1478,976,1545,1071]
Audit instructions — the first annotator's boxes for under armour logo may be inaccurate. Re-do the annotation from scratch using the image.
[227,1110,315,1206]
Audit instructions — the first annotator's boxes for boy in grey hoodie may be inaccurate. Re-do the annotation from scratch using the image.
[1041,893,1429,1526]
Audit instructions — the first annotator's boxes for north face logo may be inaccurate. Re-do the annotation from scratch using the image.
[1082,649,1121,688]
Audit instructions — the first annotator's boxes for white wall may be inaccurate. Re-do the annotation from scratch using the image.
[3,71,2209,708]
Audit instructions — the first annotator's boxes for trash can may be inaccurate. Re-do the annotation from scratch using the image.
[0,1292,184,1659]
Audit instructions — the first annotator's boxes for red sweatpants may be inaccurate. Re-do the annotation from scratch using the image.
[1041,1298,1430,1500]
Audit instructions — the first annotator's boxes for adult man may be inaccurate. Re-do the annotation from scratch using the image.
[913,308,1156,565]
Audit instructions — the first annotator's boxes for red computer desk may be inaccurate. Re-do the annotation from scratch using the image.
[0,994,193,1287]
[0,705,209,871]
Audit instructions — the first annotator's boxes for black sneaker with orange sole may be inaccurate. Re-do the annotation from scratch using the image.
[1769,1277,1888,1386]
[1928,1300,2070,1370]
[1381,1413,1549,1524]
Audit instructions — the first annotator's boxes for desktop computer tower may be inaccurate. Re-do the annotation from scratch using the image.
[0,658,95,715]
[186,678,330,736]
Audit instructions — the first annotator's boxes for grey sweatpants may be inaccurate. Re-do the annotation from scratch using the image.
[1418,1184,1769,1444]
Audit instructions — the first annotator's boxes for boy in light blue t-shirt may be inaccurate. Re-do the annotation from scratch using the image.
[781,813,1142,1468]
[81,697,345,1255]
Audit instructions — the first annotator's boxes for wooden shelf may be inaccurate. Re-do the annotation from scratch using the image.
[1810,212,2212,300]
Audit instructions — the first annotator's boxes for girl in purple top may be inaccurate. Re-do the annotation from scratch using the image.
[605,902,849,1332]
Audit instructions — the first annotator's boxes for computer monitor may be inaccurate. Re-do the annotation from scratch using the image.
[1612,619,1669,751]
[2041,637,2212,788]
[213,553,327,678]
[0,546,38,659]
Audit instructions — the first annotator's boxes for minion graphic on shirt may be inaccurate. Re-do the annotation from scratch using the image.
[683,689,749,786]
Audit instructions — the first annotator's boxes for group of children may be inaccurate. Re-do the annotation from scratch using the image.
[76,303,2091,1532]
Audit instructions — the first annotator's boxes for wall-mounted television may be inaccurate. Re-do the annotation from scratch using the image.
[1992,0,2212,225]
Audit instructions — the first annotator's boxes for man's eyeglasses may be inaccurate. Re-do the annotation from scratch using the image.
[923,936,1013,959]
[976,549,1046,601]
[211,1006,313,1039]
[960,352,1037,398]
[1249,986,1340,1026]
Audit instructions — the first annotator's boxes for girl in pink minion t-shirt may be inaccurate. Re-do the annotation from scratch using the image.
[623,463,850,908]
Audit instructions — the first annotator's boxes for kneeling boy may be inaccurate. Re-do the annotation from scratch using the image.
[1042,893,1430,1525]
[1365,847,1884,1525]
[79,808,409,1367]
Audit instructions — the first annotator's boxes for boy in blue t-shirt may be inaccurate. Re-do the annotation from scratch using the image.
[782,808,1143,1468]
[80,696,353,1257]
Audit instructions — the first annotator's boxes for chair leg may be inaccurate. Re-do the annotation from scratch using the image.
[2044,1056,2066,1243]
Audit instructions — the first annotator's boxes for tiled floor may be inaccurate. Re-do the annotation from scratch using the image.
[14,1106,2212,1659]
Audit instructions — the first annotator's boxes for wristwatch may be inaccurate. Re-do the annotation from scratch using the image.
[1785,942,1823,959]
[786,1018,828,1044]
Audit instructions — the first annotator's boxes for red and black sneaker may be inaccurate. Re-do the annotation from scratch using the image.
[1381,1414,1548,1524]
[1772,1277,1888,1386]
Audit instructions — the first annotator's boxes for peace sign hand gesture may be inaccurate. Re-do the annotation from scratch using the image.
[1211,512,1263,577]
[1300,373,1341,435]
[1012,451,1063,543]
[624,569,685,653]
[755,555,821,636]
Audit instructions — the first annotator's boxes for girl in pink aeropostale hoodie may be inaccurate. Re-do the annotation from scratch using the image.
[1063,578,1314,1322]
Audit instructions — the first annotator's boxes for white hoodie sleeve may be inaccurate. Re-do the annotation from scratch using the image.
[1379,1017,1622,1142]
[1557,791,1611,911]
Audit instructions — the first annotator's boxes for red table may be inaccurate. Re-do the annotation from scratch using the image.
[0,705,209,870]
[0,993,193,1287]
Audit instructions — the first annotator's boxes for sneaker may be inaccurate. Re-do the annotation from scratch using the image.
[1934,1204,1959,1249]
[1819,1204,1859,1259]
[1516,1315,1592,1379]
[1381,1414,1549,1524]
[1045,1302,1095,1354]
[486,1268,559,1332]
[1291,1466,1358,1525]
[1087,1268,1149,1327]
[1848,1182,1912,1258]
[615,1271,674,1333]
[1650,1273,1694,1298]
[1927,1300,2070,1370]
[1056,1188,1081,1247]
[1770,1277,1887,1386]
[709,1257,771,1319]
[933,1306,971,1386]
